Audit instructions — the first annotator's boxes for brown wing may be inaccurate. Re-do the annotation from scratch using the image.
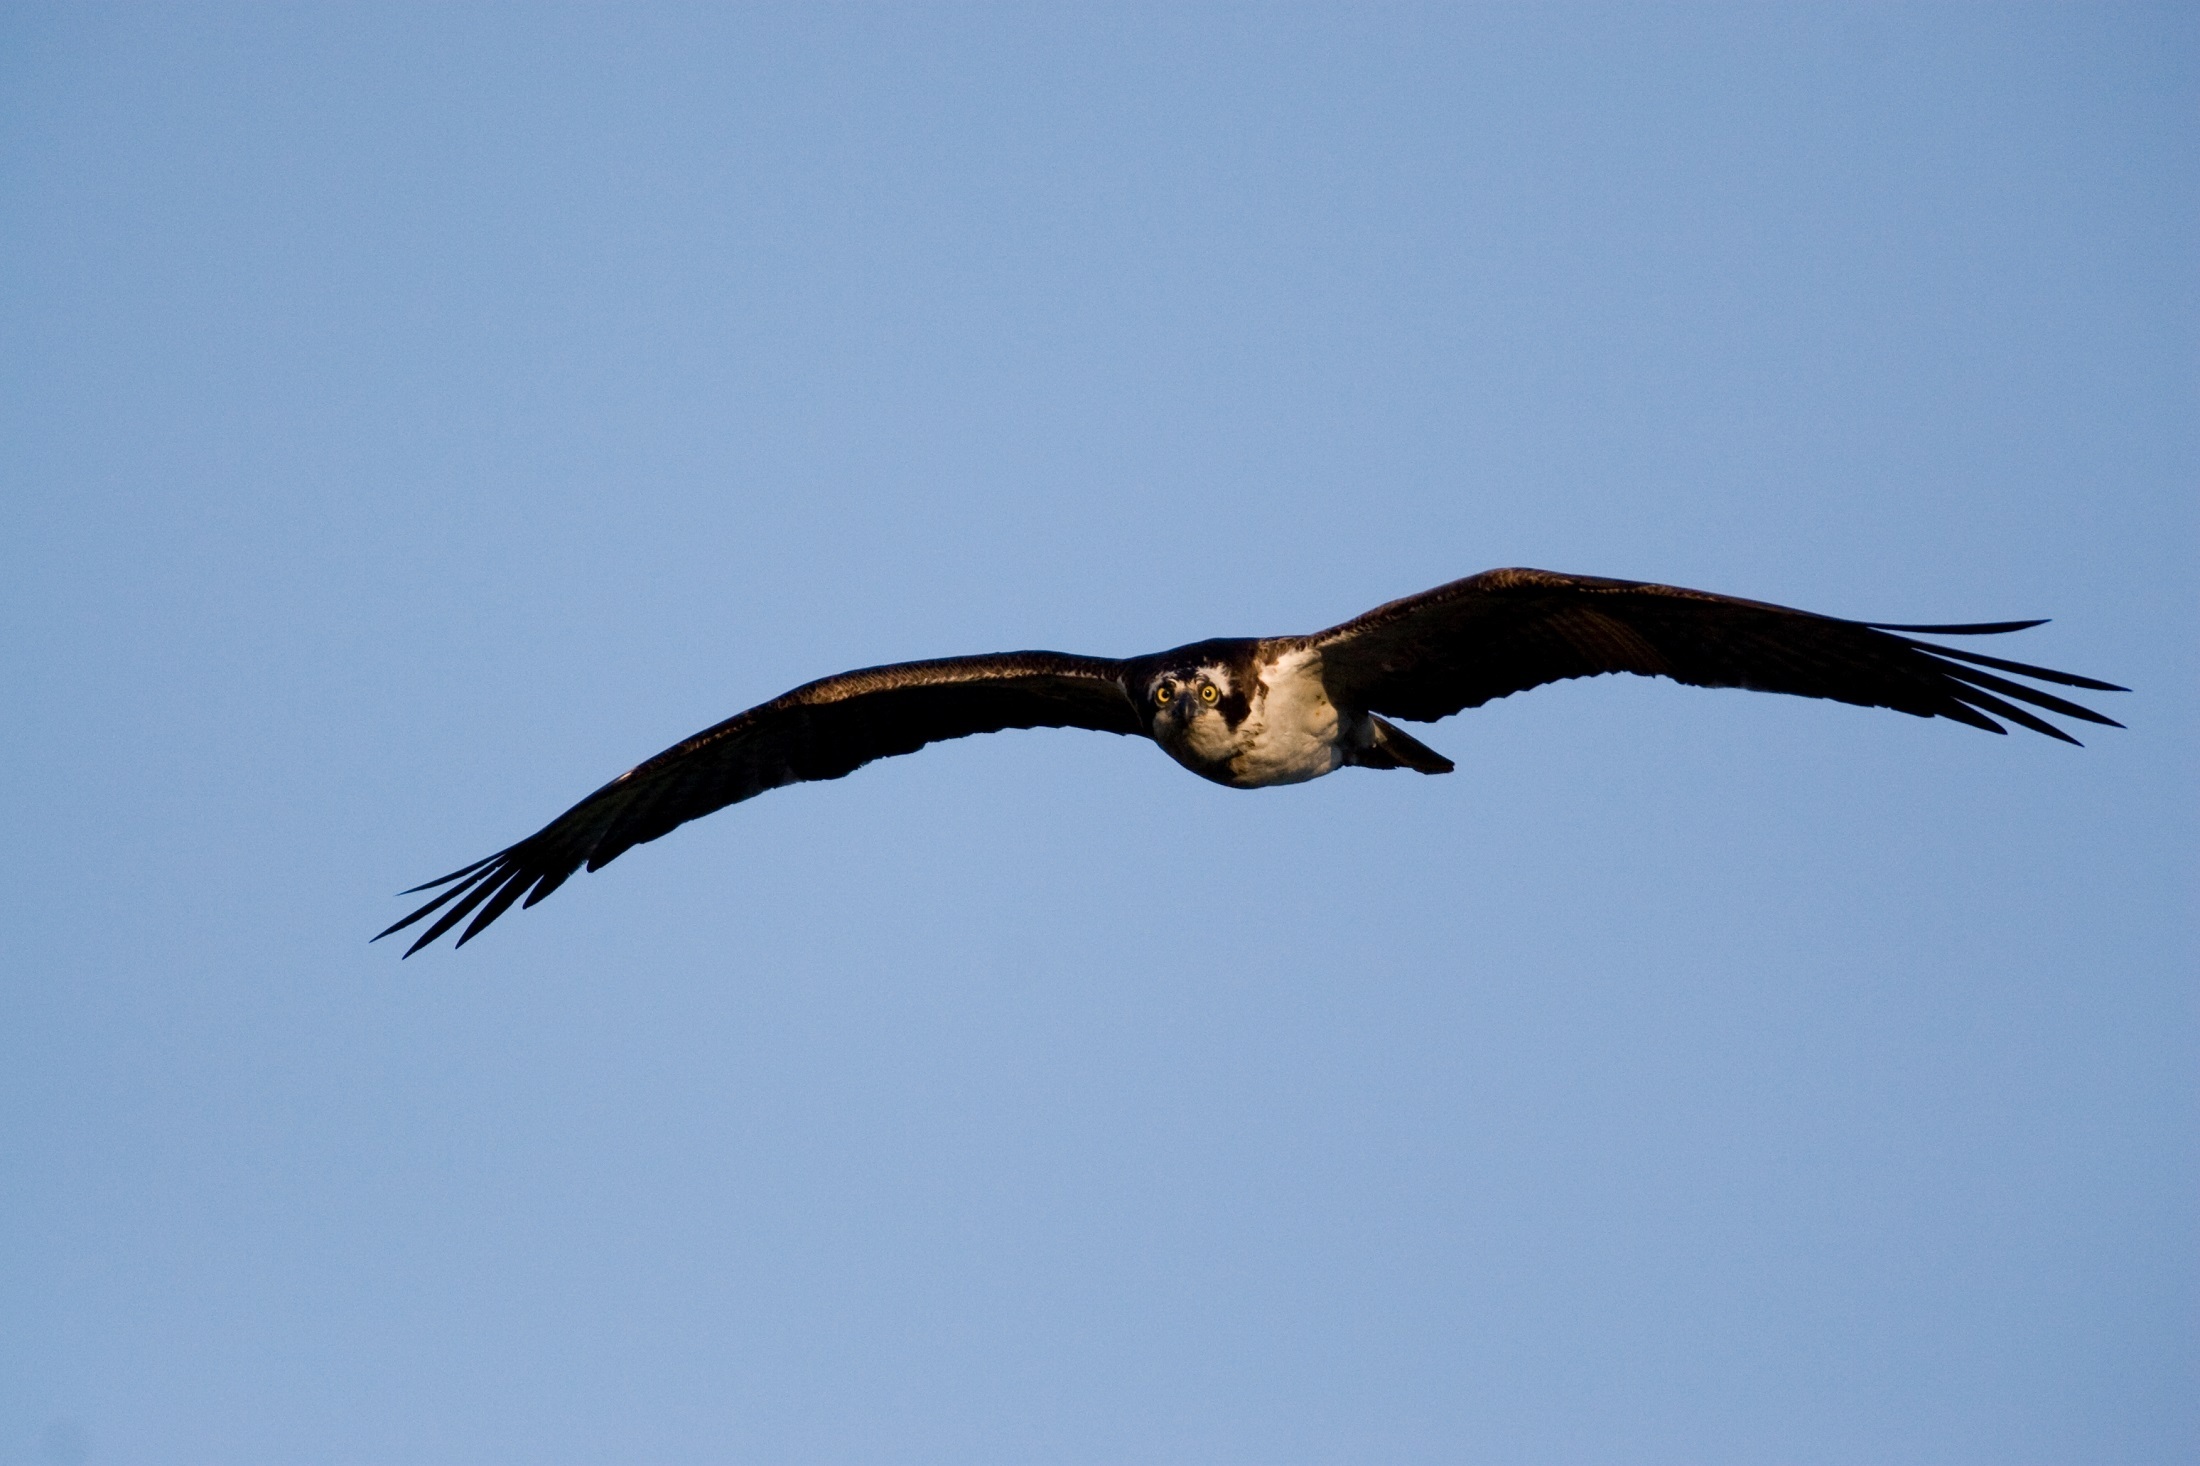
[1310,567,2125,741]
[378,651,1140,955]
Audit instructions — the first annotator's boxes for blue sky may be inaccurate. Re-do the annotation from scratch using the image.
[2,5,2193,1462]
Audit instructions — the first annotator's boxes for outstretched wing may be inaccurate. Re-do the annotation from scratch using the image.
[1311,567,2125,742]
[378,651,1140,955]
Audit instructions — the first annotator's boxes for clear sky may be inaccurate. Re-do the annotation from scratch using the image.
[2,5,2193,1463]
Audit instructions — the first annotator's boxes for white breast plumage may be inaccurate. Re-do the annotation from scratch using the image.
[1226,646,1350,787]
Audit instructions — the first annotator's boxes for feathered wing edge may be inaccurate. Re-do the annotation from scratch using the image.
[1854,619,2126,745]
[376,652,1140,956]
[1310,569,2127,744]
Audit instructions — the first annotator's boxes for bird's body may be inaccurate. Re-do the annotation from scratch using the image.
[380,567,2123,954]
[1128,640,1451,786]
[1214,645,1355,786]
[1140,643,1334,786]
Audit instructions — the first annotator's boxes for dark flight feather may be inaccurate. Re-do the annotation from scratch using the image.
[376,652,1139,955]
[1309,567,2124,739]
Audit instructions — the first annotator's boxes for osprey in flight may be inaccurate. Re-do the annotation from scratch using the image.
[379,568,2122,955]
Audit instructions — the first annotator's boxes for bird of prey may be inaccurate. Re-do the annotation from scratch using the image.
[378,567,2123,955]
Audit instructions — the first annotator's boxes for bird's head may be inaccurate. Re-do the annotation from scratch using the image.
[1137,642,1256,778]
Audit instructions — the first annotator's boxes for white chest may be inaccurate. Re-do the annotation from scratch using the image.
[1226,647,1348,787]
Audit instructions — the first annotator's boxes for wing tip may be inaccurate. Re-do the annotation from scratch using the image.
[1865,617,2050,635]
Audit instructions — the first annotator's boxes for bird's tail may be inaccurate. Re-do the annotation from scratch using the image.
[1350,715,1455,774]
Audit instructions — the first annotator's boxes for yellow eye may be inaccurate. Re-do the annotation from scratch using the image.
[1154,684,1173,706]
[1200,684,1219,704]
